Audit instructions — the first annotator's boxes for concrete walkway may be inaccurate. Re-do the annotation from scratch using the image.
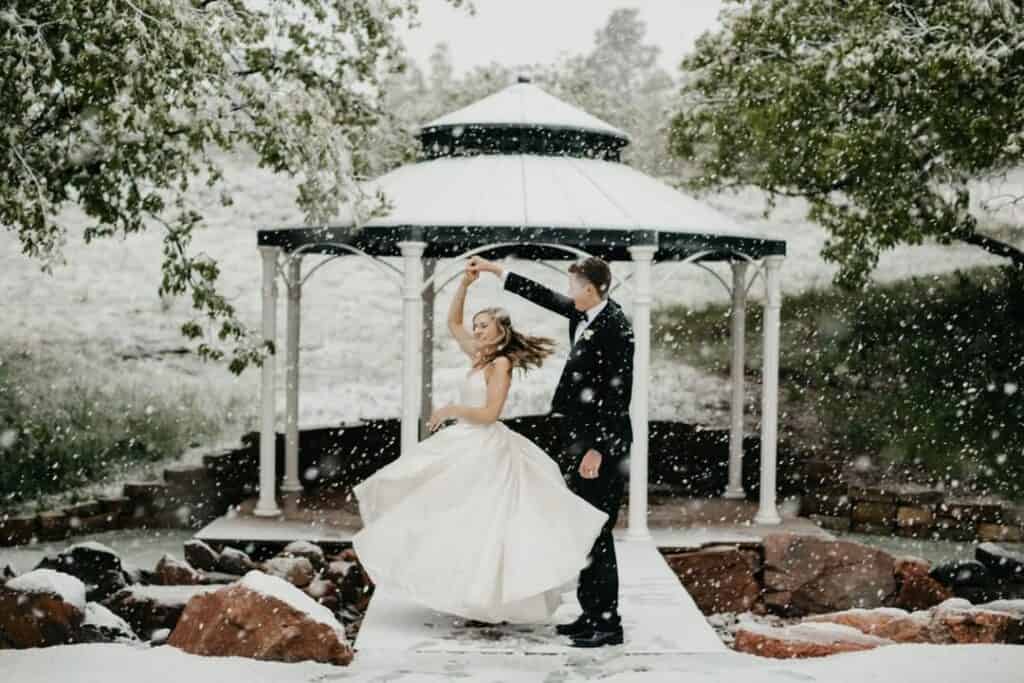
[353,535,725,657]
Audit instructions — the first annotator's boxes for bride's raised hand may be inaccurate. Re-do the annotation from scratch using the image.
[461,266,479,287]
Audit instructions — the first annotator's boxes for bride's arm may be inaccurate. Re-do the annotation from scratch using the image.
[447,271,478,358]
[448,357,512,425]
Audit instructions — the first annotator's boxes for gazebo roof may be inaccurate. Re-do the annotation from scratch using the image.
[257,81,786,262]
[420,81,630,142]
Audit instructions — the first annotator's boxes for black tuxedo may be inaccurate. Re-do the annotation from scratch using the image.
[504,271,634,630]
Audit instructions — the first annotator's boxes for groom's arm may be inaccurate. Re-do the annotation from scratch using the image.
[502,271,577,320]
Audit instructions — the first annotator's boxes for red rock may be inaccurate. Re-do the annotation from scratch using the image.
[805,608,929,643]
[932,599,1024,644]
[663,546,761,614]
[262,556,315,588]
[168,575,352,665]
[733,621,892,658]
[762,534,896,615]
[895,572,954,611]
[156,554,205,586]
[0,570,86,647]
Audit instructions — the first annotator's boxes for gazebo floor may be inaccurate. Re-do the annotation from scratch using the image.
[194,488,832,556]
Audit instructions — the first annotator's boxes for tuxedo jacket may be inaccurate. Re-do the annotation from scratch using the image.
[504,272,635,469]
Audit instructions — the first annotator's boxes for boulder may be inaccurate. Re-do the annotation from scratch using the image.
[262,556,315,588]
[104,584,217,639]
[733,620,893,658]
[0,569,86,647]
[155,554,205,586]
[762,534,896,616]
[168,571,352,665]
[324,559,353,585]
[931,598,1024,644]
[283,541,327,572]
[79,602,139,643]
[304,578,339,612]
[183,539,220,573]
[85,568,129,603]
[895,572,954,611]
[976,543,1024,581]
[339,557,374,613]
[216,546,256,575]
[56,541,123,586]
[930,560,991,588]
[663,546,761,614]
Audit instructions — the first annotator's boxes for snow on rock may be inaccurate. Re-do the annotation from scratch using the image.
[0,569,87,647]
[238,570,344,637]
[734,619,894,658]
[283,540,326,570]
[6,568,87,610]
[976,543,1024,580]
[80,602,138,643]
[103,585,218,639]
[167,571,351,665]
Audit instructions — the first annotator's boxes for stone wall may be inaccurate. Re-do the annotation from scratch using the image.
[801,484,1024,544]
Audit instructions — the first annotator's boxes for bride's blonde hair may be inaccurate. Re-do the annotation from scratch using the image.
[472,307,556,372]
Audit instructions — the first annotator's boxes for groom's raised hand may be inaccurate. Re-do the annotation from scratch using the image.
[467,256,502,278]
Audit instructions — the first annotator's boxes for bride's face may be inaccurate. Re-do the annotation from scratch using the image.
[472,313,502,346]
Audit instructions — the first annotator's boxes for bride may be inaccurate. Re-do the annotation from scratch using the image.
[351,266,608,625]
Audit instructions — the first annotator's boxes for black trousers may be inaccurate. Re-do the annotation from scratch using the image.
[558,421,627,630]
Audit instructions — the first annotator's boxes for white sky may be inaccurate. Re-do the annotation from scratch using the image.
[399,0,724,76]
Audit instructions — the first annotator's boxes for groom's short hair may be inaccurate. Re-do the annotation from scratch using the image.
[569,257,612,299]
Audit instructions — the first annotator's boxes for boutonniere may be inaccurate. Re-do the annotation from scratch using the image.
[581,329,595,341]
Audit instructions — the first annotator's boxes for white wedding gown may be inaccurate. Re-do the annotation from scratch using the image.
[352,366,608,624]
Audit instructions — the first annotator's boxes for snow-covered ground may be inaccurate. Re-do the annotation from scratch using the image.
[1,641,1022,682]
[0,529,193,575]
[3,150,1023,464]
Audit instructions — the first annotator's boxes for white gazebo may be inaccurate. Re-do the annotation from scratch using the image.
[254,79,788,538]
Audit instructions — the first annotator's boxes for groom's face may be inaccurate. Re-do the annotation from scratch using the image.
[568,274,595,311]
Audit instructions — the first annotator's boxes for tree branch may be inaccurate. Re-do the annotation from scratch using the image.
[958,231,1024,267]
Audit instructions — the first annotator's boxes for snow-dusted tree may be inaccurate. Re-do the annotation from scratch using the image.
[670,0,1024,287]
[1,0,455,373]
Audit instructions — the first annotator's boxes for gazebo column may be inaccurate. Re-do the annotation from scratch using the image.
[627,245,656,541]
[399,241,426,456]
[420,258,437,439]
[282,256,303,497]
[724,261,749,500]
[255,246,281,517]
[755,255,785,525]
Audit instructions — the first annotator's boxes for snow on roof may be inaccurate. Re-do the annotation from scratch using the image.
[239,570,345,640]
[6,569,87,610]
[336,154,768,239]
[421,82,629,141]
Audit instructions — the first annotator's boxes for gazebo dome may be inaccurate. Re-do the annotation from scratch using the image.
[259,80,785,261]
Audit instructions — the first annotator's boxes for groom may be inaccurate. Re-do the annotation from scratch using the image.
[468,255,633,648]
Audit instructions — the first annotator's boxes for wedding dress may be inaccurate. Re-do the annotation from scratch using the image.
[352,366,608,624]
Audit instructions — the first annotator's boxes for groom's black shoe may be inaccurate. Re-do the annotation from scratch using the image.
[570,626,624,648]
[555,616,594,637]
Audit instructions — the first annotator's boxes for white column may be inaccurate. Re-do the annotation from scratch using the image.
[627,245,656,541]
[724,261,749,500]
[399,241,426,456]
[420,258,437,440]
[282,256,303,495]
[755,255,784,525]
[255,246,281,517]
